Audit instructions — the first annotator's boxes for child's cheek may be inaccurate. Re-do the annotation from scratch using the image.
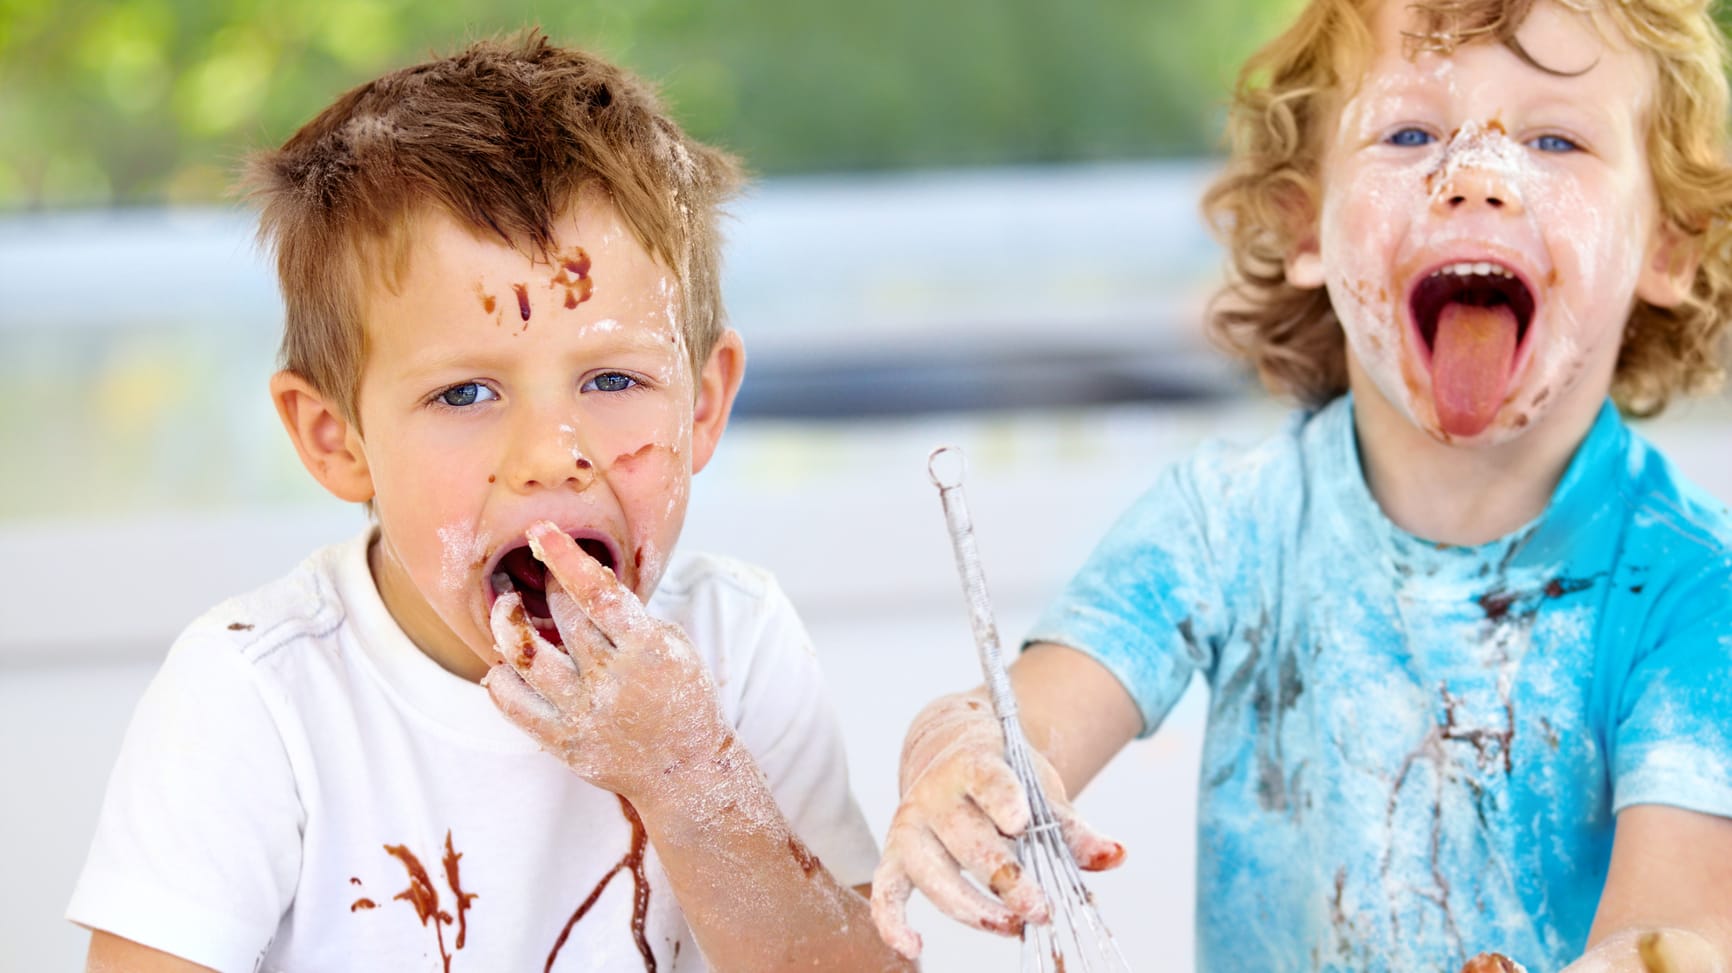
[1321,163,1428,416]
[437,522,489,602]
[1521,172,1644,398]
[599,394,695,599]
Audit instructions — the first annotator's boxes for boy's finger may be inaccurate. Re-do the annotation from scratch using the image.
[546,581,613,672]
[490,590,581,707]
[899,824,1027,938]
[1052,799,1128,872]
[868,859,923,960]
[527,522,647,639]
[482,664,563,731]
[965,751,1033,839]
[929,801,1048,922]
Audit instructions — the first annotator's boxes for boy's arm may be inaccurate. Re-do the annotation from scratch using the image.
[621,739,913,972]
[86,931,216,973]
[870,642,1141,959]
[484,525,912,972]
[1559,804,1732,973]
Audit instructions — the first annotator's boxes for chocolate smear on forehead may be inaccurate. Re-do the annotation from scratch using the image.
[544,795,656,971]
[513,283,532,323]
[551,247,595,310]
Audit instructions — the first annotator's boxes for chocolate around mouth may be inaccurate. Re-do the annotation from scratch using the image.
[490,537,616,646]
[1410,267,1534,355]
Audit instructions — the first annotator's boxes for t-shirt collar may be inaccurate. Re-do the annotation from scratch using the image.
[333,527,544,753]
[1325,394,1626,582]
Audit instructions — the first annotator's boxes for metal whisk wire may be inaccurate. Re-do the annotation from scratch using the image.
[927,446,1133,973]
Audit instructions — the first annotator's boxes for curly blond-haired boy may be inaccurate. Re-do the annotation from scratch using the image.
[874,2,1732,970]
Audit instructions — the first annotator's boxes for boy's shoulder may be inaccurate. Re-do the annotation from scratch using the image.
[653,549,780,603]
[175,534,353,664]
[1165,397,1347,514]
[1616,422,1732,563]
[647,550,807,659]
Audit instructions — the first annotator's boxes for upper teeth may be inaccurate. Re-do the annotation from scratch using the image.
[1435,262,1513,278]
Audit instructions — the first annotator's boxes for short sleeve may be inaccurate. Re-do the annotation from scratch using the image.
[731,579,881,889]
[1610,560,1732,818]
[66,635,304,973]
[1026,457,1229,738]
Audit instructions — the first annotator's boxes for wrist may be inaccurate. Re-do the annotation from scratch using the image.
[625,727,768,832]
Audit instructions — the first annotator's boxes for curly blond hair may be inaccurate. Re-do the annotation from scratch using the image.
[1201,0,1732,415]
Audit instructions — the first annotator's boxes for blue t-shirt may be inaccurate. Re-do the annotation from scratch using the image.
[1029,395,1732,973]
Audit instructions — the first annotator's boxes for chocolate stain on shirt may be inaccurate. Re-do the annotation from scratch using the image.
[545,795,655,972]
[368,831,474,973]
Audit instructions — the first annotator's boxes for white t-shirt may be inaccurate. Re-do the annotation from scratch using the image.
[68,529,879,973]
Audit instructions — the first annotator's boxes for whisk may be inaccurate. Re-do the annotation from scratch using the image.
[927,446,1134,973]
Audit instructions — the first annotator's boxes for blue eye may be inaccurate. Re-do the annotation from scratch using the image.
[584,372,638,393]
[1386,127,1435,148]
[438,382,497,407]
[1529,134,1580,153]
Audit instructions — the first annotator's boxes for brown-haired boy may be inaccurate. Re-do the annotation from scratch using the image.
[872,1,1732,970]
[67,34,911,972]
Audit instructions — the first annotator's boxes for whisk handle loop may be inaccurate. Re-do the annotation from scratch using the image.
[928,447,1020,719]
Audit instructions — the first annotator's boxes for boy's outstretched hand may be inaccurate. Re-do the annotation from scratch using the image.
[870,689,1126,960]
[484,521,731,805]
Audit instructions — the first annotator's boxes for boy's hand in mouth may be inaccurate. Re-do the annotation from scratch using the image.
[483,520,732,805]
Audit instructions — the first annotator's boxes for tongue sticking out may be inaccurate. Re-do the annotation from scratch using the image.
[1431,302,1518,438]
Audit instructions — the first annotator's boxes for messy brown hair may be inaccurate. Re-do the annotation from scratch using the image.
[244,31,743,423]
[1202,0,1732,415]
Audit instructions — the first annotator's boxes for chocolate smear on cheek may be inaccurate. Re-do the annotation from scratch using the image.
[610,442,659,473]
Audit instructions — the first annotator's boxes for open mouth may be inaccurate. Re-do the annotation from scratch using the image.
[488,535,617,647]
[1409,262,1535,359]
[1407,260,1538,437]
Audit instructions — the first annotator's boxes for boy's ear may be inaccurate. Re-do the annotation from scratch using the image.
[269,370,375,504]
[1285,229,1327,290]
[1278,181,1327,290]
[690,329,746,476]
[1636,217,1701,309]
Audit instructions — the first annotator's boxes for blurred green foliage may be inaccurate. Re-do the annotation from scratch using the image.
[0,0,1304,208]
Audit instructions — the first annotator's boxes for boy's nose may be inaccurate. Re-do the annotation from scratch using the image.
[1432,167,1523,216]
[502,416,598,494]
